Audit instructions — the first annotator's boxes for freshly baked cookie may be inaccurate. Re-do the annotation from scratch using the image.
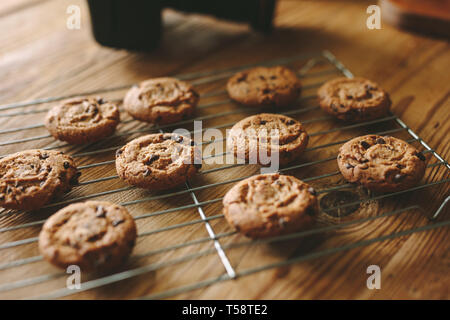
[45,97,120,144]
[227,113,309,166]
[337,135,427,192]
[39,201,137,271]
[0,149,78,211]
[123,77,199,124]
[318,77,391,122]
[223,173,318,238]
[227,66,301,107]
[115,133,201,190]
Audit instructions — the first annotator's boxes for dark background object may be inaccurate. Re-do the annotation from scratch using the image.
[87,0,277,51]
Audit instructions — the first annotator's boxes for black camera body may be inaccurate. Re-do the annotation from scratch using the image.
[87,0,276,51]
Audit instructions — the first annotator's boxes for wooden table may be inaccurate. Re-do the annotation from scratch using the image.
[0,0,448,299]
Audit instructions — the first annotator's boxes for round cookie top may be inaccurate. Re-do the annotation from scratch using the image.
[318,77,391,121]
[39,201,137,271]
[223,173,318,238]
[0,149,78,211]
[123,77,199,124]
[227,66,301,107]
[45,97,120,144]
[115,133,201,190]
[227,113,309,165]
[337,135,427,192]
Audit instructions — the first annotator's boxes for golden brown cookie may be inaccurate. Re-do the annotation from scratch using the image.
[0,149,79,211]
[45,97,120,144]
[123,77,199,124]
[318,77,391,122]
[227,113,309,166]
[226,66,302,107]
[39,201,137,271]
[337,135,427,192]
[115,133,201,190]
[223,173,318,239]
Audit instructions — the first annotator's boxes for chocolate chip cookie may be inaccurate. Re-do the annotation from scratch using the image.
[337,135,427,192]
[45,97,120,144]
[115,133,201,190]
[227,113,309,166]
[227,66,302,107]
[223,173,318,238]
[0,149,78,211]
[318,77,391,122]
[123,77,199,124]
[39,201,137,271]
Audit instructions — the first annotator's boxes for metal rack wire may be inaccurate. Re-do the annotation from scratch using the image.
[0,50,448,299]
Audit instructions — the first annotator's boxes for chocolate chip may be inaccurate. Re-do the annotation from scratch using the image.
[394,174,404,182]
[360,159,369,163]
[360,141,370,149]
[96,206,106,218]
[236,74,247,82]
[396,164,405,169]
[87,234,102,242]
[262,88,271,94]
[190,140,197,146]
[346,95,353,99]
[260,120,267,125]
[40,180,46,187]
[63,162,70,169]
[286,120,295,125]
[376,138,386,144]
[308,187,317,196]
[270,75,277,80]
[88,105,98,115]
[40,153,49,160]
[112,220,124,227]
[366,91,373,98]
[0,194,4,201]
[259,76,265,80]
[416,152,426,161]
[145,154,159,166]
[144,169,151,176]
[345,163,354,169]
[115,149,123,157]
[365,84,375,90]
[97,98,104,104]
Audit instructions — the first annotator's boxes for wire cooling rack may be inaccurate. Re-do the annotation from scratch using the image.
[0,51,448,299]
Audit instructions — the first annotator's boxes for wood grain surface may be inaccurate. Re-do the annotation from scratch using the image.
[0,0,448,299]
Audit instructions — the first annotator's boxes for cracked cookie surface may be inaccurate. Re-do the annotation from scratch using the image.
[0,149,78,211]
[318,77,391,122]
[223,173,318,238]
[123,77,199,124]
[227,113,309,166]
[227,66,301,107]
[45,96,120,144]
[115,133,201,190]
[337,135,427,192]
[39,201,137,271]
